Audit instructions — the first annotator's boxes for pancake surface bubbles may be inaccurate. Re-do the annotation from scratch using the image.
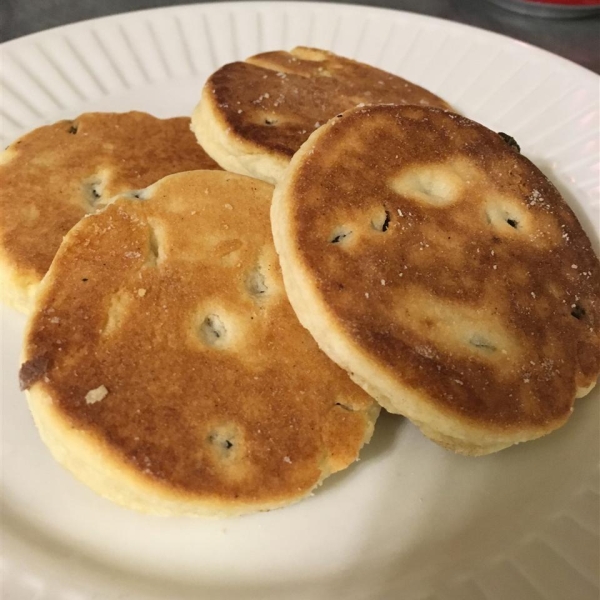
[20,170,378,516]
[271,104,600,456]
[0,111,220,313]
[192,46,451,184]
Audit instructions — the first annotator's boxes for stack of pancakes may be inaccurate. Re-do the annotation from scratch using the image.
[6,47,598,516]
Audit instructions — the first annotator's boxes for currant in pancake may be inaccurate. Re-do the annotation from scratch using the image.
[21,170,378,516]
[0,112,220,313]
[272,104,600,455]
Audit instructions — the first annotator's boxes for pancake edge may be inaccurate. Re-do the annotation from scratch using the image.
[20,176,380,516]
[270,109,590,457]
[192,84,288,185]
[25,382,333,517]
[0,247,38,313]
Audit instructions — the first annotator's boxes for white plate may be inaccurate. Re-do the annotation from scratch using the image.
[1,3,598,599]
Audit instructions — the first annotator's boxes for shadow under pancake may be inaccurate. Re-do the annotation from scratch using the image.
[0,412,404,599]
[317,410,406,494]
[1,493,330,600]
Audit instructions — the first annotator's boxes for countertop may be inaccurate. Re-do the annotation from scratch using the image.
[1,0,599,73]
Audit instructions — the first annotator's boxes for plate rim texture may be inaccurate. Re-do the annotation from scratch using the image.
[0,3,598,600]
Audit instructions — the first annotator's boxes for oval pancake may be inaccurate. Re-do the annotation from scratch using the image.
[271,104,600,456]
[192,47,451,185]
[20,170,379,516]
[0,112,220,313]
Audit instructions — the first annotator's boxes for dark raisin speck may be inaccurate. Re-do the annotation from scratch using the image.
[19,356,49,391]
[498,132,520,152]
[381,211,391,232]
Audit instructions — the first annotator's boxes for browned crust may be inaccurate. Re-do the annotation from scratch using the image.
[274,105,599,447]
[203,46,452,163]
[0,112,220,310]
[19,355,49,390]
[22,170,378,513]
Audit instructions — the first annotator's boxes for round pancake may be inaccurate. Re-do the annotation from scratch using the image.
[20,170,379,516]
[271,104,600,456]
[192,46,452,185]
[0,111,220,314]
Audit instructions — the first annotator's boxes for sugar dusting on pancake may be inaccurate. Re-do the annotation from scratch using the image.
[21,170,378,516]
[192,47,452,184]
[271,104,600,455]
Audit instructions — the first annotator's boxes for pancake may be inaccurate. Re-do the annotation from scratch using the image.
[271,104,600,456]
[20,170,379,516]
[192,47,452,184]
[0,111,220,314]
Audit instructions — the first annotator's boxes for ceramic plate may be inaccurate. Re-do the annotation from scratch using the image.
[1,3,598,599]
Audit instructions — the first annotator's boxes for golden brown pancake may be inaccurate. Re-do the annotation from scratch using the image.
[192,47,452,184]
[0,112,220,313]
[272,104,600,456]
[20,170,379,516]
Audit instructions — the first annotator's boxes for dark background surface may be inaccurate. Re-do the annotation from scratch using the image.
[1,0,599,72]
